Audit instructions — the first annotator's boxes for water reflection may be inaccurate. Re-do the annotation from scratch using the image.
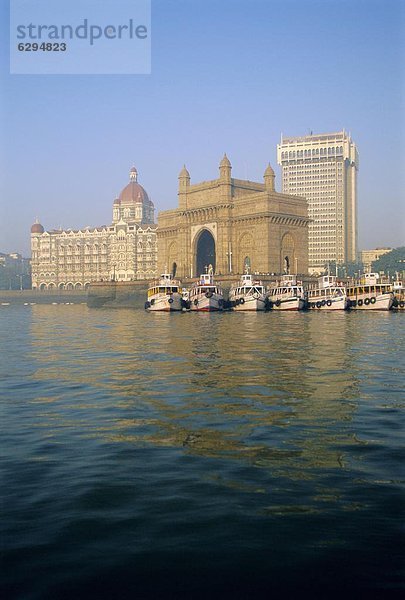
[2,305,402,598]
[26,306,373,482]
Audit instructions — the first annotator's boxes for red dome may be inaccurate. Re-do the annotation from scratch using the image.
[31,222,44,234]
[119,181,150,205]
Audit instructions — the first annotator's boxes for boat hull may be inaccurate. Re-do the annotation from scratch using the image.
[307,296,348,310]
[146,294,183,312]
[231,296,266,311]
[348,293,393,311]
[393,294,405,310]
[267,297,305,311]
[190,294,223,311]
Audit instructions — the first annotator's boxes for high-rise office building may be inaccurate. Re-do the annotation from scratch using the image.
[277,130,358,274]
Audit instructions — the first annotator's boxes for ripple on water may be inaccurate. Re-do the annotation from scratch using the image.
[1,307,404,597]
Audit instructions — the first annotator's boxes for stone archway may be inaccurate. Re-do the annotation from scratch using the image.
[281,233,295,273]
[238,233,254,274]
[167,242,178,276]
[195,229,216,275]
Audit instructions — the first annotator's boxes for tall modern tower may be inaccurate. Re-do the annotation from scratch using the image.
[277,131,359,274]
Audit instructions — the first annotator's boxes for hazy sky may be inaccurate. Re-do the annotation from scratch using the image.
[1,0,404,256]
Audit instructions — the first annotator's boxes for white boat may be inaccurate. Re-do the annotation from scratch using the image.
[229,272,266,311]
[346,273,394,311]
[392,277,405,310]
[266,274,305,311]
[189,270,224,312]
[306,275,349,311]
[145,273,184,312]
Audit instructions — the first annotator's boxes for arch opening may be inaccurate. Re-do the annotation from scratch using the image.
[281,233,296,274]
[195,229,215,276]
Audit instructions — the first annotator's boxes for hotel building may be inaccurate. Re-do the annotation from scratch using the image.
[30,167,157,290]
[277,131,359,274]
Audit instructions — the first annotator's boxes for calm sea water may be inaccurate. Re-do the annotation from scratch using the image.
[1,305,404,598]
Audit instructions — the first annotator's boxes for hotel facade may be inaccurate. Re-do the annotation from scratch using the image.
[277,131,358,274]
[30,167,157,290]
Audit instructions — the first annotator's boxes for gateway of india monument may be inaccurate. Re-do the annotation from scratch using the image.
[158,155,309,278]
[30,157,309,290]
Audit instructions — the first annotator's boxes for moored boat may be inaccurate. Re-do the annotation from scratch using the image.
[145,273,184,312]
[189,270,224,311]
[392,277,405,310]
[181,287,191,310]
[266,274,305,311]
[229,272,266,311]
[306,275,349,311]
[346,273,394,311]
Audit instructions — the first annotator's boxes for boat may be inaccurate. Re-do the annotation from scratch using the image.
[145,272,184,312]
[392,276,405,310]
[181,287,191,310]
[346,273,394,311]
[228,272,266,311]
[189,268,224,311]
[266,274,305,311]
[306,275,349,310]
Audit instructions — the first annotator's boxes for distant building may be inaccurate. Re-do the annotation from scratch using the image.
[0,252,31,289]
[360,247,392,272]
[158,155,309,278]
[277,130,359,274]
[30,167,157,290]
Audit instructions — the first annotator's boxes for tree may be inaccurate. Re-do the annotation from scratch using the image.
[321,261,363,278]
[372,247,405,276]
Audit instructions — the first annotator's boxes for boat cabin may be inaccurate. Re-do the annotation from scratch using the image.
[241,274,253,286]
[270,285,302,296]
[148,284,179,298]
[318,275,339,288]
[148,273,179,298]
[308,286,344,299]
[280,274,297,286]
[363,273,379,285]
[237,274,264,291]
[199,273,215,286]
[346,282,392,296]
